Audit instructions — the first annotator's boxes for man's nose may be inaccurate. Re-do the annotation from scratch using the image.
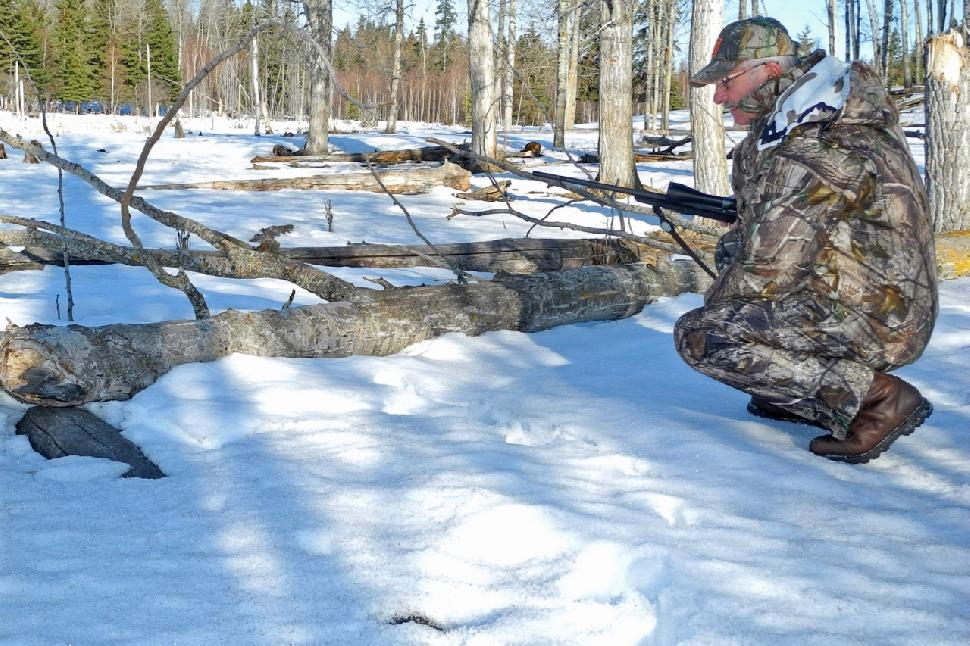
[712,84,727,104]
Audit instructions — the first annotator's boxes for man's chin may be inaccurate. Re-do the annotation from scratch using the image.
[730,108,760,127]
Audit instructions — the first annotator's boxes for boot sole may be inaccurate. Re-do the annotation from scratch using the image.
[746,400,826,429]
[816,397,933,464]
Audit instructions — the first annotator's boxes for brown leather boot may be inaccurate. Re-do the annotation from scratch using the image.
[746,397,824,429]
[809,373,932,463]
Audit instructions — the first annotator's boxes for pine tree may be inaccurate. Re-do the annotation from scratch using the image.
[432,0,457,70]
[51,0,97,105]
[144,0,180,102]
[0,0,46,92]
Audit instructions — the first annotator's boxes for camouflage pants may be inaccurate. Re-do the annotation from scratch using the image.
[673,294,909,438]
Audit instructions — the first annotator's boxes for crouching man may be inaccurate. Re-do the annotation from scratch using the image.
[673,17,937,463]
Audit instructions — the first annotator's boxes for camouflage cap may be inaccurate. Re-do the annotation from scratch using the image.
[690,17,796,87]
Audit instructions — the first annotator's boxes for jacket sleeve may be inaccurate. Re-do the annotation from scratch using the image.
[707,135,876,303]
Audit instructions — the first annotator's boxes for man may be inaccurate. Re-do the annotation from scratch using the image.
[673,17,937,463]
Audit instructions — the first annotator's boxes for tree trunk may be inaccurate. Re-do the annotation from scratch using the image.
[688,0,730,197]
[882,0,894,85]
[138,161,472,193]
[4,237,647,276]
[597,0,636,186]
[660,0,675,132]
[565,7,580,131]
[928,0,935,37]
[865,0,884,78]
[0,261,711,407]
[253,144,463,164]
[915,0,925,80]
[385,0,404,134]
[828,0,838,57]
[468,0,498,160]
[554,0,576,148]
[303,0,332,155]
[901,0,912,87]
[925,29,970,231]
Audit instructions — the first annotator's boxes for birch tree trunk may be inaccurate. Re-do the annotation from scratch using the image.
[468,0,498,159]
[303,0,333,156]
[385,0,404,134]
[881,0,894,85]
[597,0,636,187]
[689,0,730,196]
[554,0,576,147]
[504,0,517,133]
[660,0,675,132]
[925,29,970,231]
[828,0,838,57]
[865,0,884,79]
[901,0,912,86]
[915,0,925,80]
[0,261,709,407]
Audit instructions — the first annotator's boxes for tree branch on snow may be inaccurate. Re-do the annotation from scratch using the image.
[365,155,473,284]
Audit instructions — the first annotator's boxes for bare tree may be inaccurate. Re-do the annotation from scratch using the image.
[554,0,576,148]
[597,0,636,186]
[468,0,498,159]
[914,0,925,80]
[304,0,333,155]
[881,0,894,85]
[827,0,838,56]
[385,0,405,133]
[865,0,884,78]
[901,0,912,87]
[925,28,970,231]
[689,0,730,196]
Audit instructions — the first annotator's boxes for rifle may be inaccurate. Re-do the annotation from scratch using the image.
[531,171,737,278]
[531,171,737,224]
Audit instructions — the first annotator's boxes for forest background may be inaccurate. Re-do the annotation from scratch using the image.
[1,0,960,131]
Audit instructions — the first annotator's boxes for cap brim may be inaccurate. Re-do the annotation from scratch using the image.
[689,60,736,87]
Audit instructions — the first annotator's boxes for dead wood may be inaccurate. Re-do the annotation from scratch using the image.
[16,407,165,479]
[1,233,646,275]
[0,258,710,406]
[140,160,471,193]
[253,144,463,165]
[0,143,6,159]
[455,180,511,201]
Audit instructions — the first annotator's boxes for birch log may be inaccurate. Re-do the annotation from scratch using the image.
[0,260,710,407]
[140,161,471,193]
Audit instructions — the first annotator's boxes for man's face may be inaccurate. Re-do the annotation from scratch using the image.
[712,61,772,126]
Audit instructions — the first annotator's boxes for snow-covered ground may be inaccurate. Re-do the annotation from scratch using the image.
[0,112,966,645]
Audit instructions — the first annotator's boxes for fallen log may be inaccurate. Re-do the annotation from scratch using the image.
[140,160,471,193]
[252,144,461,165]
[16,407,165,479]
[0,259,711,406]
[4,236,645,275]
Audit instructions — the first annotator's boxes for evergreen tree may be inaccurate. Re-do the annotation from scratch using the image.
[144,0,180,102]
[795,25,817,56]
[0,0,46,92]
[432,0,457,70]
[51,0,97,105]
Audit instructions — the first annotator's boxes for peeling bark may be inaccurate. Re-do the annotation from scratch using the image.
[0,260,711,407]
[2,235,647,275]
[140,161,471,193]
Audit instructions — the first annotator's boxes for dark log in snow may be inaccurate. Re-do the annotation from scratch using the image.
[6,237,646,275]
[140,160,471,193]
[0,260,711,406]
[253,144,462,165]
[16,407,165,479]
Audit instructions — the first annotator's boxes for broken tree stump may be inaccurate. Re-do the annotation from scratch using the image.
[16,407,165,479]
[456,180,511,201]
[140,160,471,193]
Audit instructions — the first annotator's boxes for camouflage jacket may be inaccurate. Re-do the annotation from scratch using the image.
[707,55,938,367]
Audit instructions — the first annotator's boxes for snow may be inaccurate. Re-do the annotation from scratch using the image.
[0,112,967,645]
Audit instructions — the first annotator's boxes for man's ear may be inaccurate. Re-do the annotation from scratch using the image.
[761,61,784,81]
